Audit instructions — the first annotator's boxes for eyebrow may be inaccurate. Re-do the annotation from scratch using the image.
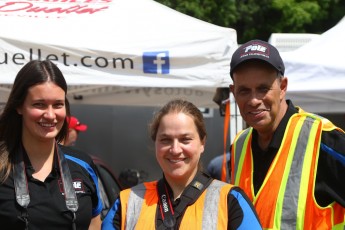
[237,82,272,89]
[157,133,193,138]
[31,98,65,102]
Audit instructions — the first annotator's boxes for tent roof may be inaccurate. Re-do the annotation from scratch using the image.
[281,17,345,113]
[0,0,237,107]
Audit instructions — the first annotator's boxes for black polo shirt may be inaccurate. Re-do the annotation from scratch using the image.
[251,100,345,207]
[0,145,102,230]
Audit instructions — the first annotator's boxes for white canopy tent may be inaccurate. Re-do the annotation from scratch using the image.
[0,0,237,108]
[281,17,345,113]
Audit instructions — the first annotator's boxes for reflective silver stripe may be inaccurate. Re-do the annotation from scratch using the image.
[281,117,316,230]
[202,180,227,229]
[125,183,146,230]
[233,128,250,184]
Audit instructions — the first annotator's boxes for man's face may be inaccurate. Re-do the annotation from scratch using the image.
[230,62,287,134]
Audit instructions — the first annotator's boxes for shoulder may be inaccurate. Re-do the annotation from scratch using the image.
[58,145,99,177]
[321,129,345,159]
[226,186,262,229]
[206,180,235,197]
[228,186,250,201]
[222,185,256,210]
[209,155,224,164]
[293,112,345,156]
[58,145,94,164]
[209,179,230,188]
[121,181,157,197]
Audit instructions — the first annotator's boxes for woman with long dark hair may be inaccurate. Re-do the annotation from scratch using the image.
[0,60,102,230]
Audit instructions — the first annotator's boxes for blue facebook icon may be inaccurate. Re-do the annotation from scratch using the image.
[143,51,170,74]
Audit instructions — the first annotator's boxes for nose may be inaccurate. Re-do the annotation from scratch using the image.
[43,106,56,119]
[247,91,262,106]
[170,140,182,154]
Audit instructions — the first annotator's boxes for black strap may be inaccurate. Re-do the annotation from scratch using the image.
[13,144,79,229]
[13,150,29,230]
[156,171,213,230]
[157,180,175,229]
[57,145,79,230]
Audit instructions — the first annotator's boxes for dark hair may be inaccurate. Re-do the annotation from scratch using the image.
[0,60,70,182]
[149,99,207,142]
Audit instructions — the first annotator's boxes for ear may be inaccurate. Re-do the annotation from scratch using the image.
[200,137,206,154]
[229,84,234,95]
[280,77,288,98]
[16,106,22,115]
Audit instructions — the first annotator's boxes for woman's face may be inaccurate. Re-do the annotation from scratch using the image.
[155,112,205,185]
[17,81,66,143]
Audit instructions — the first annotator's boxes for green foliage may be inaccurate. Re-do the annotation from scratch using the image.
[156,0,238,27]
[155,0,345,43]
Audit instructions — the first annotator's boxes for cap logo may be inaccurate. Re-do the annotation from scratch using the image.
[240,43,270,59]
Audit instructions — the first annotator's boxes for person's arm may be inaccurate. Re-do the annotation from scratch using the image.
[102,197,121,230]
[227,187,262,230]
[89,214,102,230]
[318,129,345,207]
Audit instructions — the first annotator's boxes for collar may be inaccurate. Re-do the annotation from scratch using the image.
[162,171,212,204]
[20,143,59,178]
[162,175,180,205]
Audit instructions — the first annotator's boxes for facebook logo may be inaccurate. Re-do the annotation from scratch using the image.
[143,51,170,74]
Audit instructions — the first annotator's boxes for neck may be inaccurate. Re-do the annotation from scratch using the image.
[170,183,185,201]
[257,133,273,151]
[164,170,197,200]
[22,137,56,179]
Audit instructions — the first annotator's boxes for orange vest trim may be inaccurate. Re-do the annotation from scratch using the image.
[232,112,345,230]
[120,180,232,230]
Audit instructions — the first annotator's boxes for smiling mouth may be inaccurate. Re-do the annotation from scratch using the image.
[169,159,185,163]
[249,109,270,115]
[39,123,56,127]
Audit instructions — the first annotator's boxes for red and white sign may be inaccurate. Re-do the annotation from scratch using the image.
[0,0,237,107]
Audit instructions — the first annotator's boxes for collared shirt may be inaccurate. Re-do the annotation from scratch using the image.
[0,144,102,230]
[250,100,345,207]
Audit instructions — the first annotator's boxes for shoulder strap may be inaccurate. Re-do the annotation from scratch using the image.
[175,171,213,216]
[13,144,79,230]
[13,148,30,230]
[156,171,213,229]
[57,145,79,230]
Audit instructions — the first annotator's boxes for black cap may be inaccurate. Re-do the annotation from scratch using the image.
[230,39,285,78]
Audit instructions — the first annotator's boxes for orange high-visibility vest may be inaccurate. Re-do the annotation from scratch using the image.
[119,180,232,230]
[231,112,345,230]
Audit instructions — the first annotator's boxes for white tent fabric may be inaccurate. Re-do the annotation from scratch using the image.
[0,0,237,108]
[281,17,345,113]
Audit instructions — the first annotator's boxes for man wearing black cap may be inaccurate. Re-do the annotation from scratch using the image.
[229,40,345,229]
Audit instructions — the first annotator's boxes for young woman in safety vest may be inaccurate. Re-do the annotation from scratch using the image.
[102,99,262,229]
